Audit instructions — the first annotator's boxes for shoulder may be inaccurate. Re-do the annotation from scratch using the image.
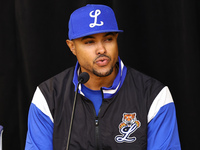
[125,66,165,108]
[36,67,75,115]
[40,67,74,87]
[126,66,165,92]
[38,67,75,93]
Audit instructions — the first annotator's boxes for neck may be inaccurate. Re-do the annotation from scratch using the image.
[82,66,118,91]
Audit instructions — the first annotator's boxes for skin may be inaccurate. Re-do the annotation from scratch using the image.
[66,32,119,90]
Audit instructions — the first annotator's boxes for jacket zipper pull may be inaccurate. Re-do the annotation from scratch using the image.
[95,117,100,150]
[95,117,99,126]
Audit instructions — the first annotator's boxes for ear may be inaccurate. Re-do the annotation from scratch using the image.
[66,39,76,56]
[115,33,119,38]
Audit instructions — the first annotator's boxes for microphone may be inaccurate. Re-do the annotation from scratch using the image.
[66,72,90,150]
[78,72,90,84]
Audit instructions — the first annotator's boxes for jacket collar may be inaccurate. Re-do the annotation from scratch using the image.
[73,56,127,99]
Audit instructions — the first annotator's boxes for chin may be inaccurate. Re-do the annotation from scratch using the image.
[93,66,114,77]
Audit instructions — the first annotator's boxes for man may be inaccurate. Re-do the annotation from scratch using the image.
[25,4,181,150]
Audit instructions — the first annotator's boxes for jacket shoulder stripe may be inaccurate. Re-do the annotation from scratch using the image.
[148,86,173,123]
[31,87,54,123]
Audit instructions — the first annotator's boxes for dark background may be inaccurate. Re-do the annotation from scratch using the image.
[0,0,200,149]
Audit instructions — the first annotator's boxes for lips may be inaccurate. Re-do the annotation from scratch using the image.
[95,56,110,67]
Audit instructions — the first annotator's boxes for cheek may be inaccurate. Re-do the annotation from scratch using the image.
[109,44,118,62]
[106,40,118,54]
[75,48,94,66]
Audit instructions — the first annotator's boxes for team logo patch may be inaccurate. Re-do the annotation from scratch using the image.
[89,9,104,28]
[115,113,141,143]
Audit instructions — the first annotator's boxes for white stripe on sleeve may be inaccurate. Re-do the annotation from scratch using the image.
[147,86,173,123]
[31,87,54,123]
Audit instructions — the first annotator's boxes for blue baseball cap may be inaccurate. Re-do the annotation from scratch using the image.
[68,4,123,40]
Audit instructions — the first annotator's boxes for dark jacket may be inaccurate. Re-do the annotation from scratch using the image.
[25,61,181,150]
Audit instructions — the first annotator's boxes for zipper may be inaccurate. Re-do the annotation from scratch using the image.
[94,88,104,150]
[82,88,104,149]
[83,96,101,150]
[95,117,100,150]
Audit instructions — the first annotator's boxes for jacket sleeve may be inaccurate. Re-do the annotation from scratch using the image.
[147,87,181,150]
[25,87,54,150]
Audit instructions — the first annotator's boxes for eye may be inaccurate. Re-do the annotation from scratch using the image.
[104,37,113,42]
[85,40,95,44]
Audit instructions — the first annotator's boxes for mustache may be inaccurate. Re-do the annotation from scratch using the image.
[94,54,111,62]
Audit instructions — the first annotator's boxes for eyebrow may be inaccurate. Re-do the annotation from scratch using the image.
[81,32,115,41]
[103,32,115,37]
[81,35,95,41]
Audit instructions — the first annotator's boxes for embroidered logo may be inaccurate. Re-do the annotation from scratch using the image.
[115,113,141,143]
[89,9,104,28]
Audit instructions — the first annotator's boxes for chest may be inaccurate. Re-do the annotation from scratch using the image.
[53,87,148,150]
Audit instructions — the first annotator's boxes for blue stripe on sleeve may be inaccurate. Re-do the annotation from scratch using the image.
[25,103,53,150]
[147,103,181,150]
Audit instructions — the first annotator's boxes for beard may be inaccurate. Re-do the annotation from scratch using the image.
[80,54,117,77]
[92,54,114,77]
[92,66,114,77]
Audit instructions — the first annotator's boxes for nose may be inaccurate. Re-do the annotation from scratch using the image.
[96,42,106,55]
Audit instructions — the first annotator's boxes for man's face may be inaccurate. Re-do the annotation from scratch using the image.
[67,32,119,77]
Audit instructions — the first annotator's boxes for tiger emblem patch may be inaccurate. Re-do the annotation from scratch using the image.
[115,113,141,143]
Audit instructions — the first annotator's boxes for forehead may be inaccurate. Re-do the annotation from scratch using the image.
[78,32,116,41]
